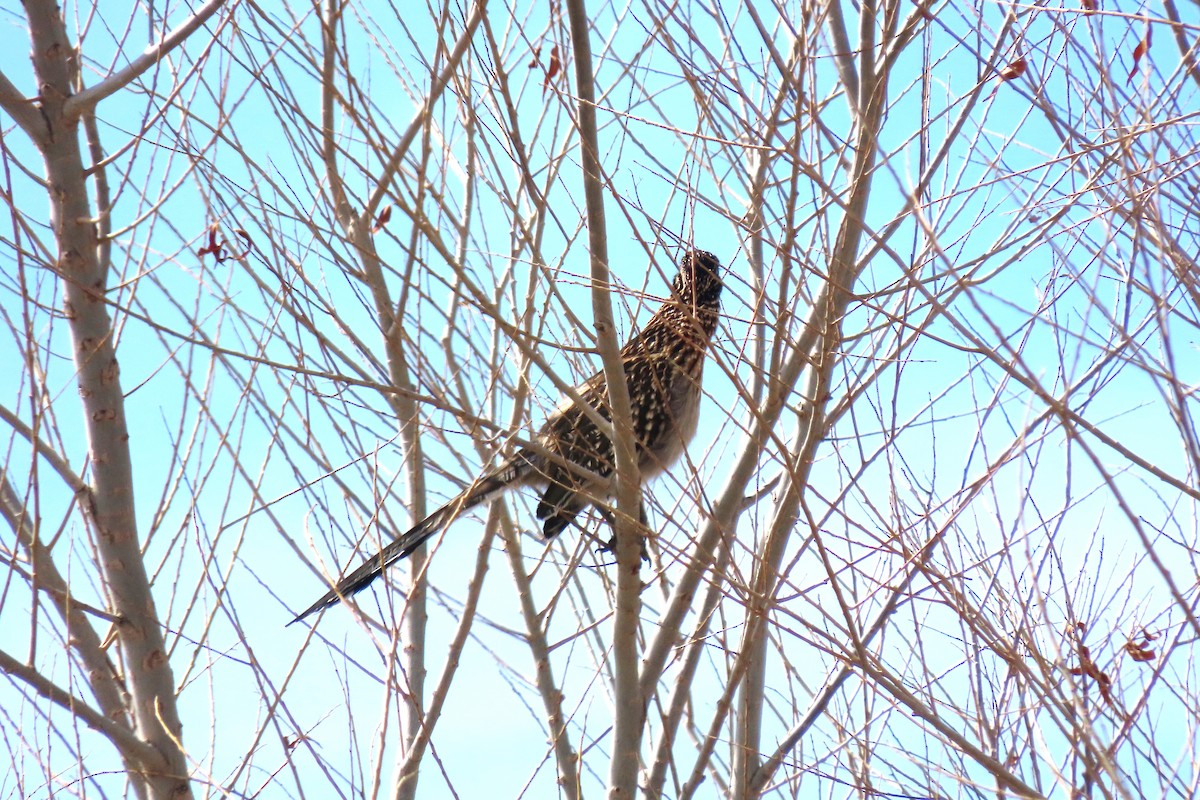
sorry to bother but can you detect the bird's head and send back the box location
[673,249,723,306]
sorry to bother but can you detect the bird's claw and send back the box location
[597,530,650,563]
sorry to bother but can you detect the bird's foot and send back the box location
[596,529,650,563]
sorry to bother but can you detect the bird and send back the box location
[291,249,724,624]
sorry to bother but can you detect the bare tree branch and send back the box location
[64,0,229,118]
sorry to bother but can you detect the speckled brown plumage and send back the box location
[292,249,723,623]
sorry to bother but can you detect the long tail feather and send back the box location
[289,463,523,624]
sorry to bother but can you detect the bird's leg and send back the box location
[596,500,650,563]
[595,505,617,553]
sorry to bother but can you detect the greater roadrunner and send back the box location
[291,249,723,623]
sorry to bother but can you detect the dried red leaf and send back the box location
[372,205,392,233]
[284,733,309,752]
[233,229,252,259]
[1128,24,1153,83]
[198,224,227,263]
[1065,625,1118,708]
[198,224,250,263]
[998,57,1027,81]
[1129,41,1147,73]
[543,45,562,94]
[1096,670,1113,704]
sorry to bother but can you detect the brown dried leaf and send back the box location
[1125,641,1156,663]
[998,57,1027,81]
[1124,628,1158,663]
